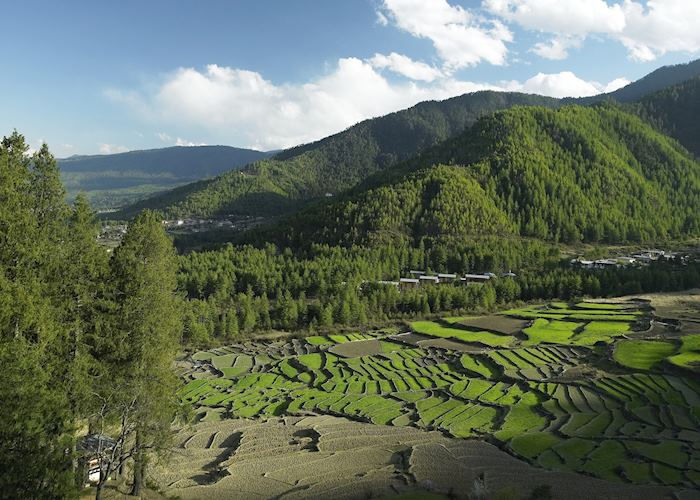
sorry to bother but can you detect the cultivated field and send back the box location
[162,299,700,498]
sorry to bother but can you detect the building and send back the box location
[437,273,457,282]
[501,271,517,278]
[409,270,426,277]
[419,275,440,285]
[399,278,419,290]
[376,280,400,288]
[77,434,117,486]
[594,259,619,269]
[464,273,491,284]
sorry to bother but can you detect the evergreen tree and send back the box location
[92,210,182,498]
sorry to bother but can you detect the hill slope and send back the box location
[113,92,562,219]
[630,77,700,158]
[263,105,700,247]
[59,145,269,209]
[604,58,700,103]
[114,58,700,221]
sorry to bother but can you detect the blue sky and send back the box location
[1,0,699,156]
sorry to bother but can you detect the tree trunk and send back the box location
[95,463,110,500]
[130,431,144,497]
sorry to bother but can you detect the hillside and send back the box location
[111,59,700,220]
[113,92,563,219]
[262,105,700,247]
[603,58,700,103]
[59,145,269,208]
[630,77,700,158]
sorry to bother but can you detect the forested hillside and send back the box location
[113,59,700,221]
[114,92,562,219]
[60,145,269,209]
[630,77,700,157]
[262,105,700,247]
[602,58,700,103]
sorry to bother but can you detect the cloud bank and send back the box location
[107,60,628,150]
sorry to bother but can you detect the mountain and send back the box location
[59,145,270,209]
[114,58,700,221]
[602,59,700,103]
[260,105,700,247]
[113,92,563,219]
[629,76,700,158]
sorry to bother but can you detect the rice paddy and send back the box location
[179,298,700,492]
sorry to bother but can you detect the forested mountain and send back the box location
[113,92,562,219]
[602,58,700,103]
[630,77,700,157]
[260,105,700,247]
[59,145,269,209]
[113,59,700,221]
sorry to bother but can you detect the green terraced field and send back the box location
[179,299,700,490]
[411,320,514,347]
[614,340,677,370]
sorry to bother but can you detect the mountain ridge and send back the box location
[113,58,700,221]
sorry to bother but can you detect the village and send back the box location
[569,249,687,269]
[375,269,518,291]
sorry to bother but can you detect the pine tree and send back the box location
[93,210,182,498]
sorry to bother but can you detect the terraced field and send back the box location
[176,300,700,497]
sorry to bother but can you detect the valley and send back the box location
[165,296,700,498]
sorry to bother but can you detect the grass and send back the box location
[523,319,580,345]
[614,340,677,370]
[667,351,700,371]
[574,320,631,345]
[181,301,699,489]
[411,320,513,347]
[510,432,561,459]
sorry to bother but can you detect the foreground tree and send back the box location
[0,132,76,497]
[91,210,183,498]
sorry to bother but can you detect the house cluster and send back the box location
[161,215,265,234]
[377,269,516,291]
[570,249,684,270]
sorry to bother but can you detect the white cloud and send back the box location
[603,77,631,93]
[98,143,129,154]
[484,0,626,35]
[531,36,583,60]
[108,61,626,150]
[509,71,600,98]
[175,137,207,147]
[618,0,700,61]
[369,52,444,81]
[157,132,172,142]
[376,10,389,26]
[379,0,513,69]
[483,0,700,61]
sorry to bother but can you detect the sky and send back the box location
[2,0,700,157]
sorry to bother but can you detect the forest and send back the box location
[0,132,183,498]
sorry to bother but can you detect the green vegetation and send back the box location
[0,133,183,498]
[261,105,700,248]
[632,76,700,157]
[182,299,700,488]
[523,319,580,344]
[115,92,562,219]
[614,340,677,370]
[411,320,513,347]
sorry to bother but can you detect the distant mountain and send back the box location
[59,145,270,209]
[629,76,700,157]
[113,92,563,219]
[263,105,700,247]
[602,59,700,103]
[115,58,700,221]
